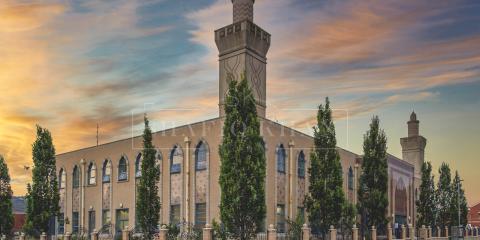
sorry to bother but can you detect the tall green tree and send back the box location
[0,155,14,237]
[436,163,452,228]
[24,126,60,236]
[450,171,468,226]
[219,74,266,240]
[357,116,388,233]
[416,161,436,228]
[136,115,161,238]
[305,98,347,236]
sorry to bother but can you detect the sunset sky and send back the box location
[1,0,479,205]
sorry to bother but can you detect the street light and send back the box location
[457,179,464,237]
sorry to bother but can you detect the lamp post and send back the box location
[457,179,464,237]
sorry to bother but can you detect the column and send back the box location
[40,232,47,240]
[184,136,191,223]
[388,225,393,240]
[371,226,377,240]
[401,225,406,240]
[64,232,72,240]
[409,224,414,240]
[288,140,295,220]
[81,159,86,231]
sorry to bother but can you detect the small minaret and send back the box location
[400,111,427,226]
[215,0,270,118]
[401,111,427,179]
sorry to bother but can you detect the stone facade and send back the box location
[54,1,424,238]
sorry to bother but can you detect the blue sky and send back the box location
[0,0,479,204]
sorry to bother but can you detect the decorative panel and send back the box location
[195,170,207,203]
[72,188,80,211]
[297,178,305,206]
[276,173,286,204]
[102,183,110,209]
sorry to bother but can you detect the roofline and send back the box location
[56,117,220,157]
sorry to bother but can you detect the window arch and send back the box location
[135,153,142,178]
[195,141,207,171]
[170,145,183,174]
[297,151,305,178]
[59,168,66,189]
[72,166,80,188]
[276,144,286,173]
[87,162,96,185]
[348,167,354,190]
[118,156,128,181]
[102,160,111,183]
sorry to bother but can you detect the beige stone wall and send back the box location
[55,116,416,234]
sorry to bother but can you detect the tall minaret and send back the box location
[215,0,271,118]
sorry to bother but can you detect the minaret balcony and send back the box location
[215,20,270,58]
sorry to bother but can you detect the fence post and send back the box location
[436,226,441,237]
[203,223,213,240]
[268,224,277,240]
[302,224,311,240]
[91,229,98,240]
[40,232,47,240]
[445,226,449,238]
[159,224,168,240]
[408,224,415,240]
[401,225,407,240]
[371,226,377,240]
[64,232,72,240]
[352,224,359,240]
[420,225,427,240]
[427,226,432,240]
[388,225,393,240]
[122,226,130,240]
[329,225,337,240]
[19,233,25,240]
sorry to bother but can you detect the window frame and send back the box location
[195,203,207,228]
[103,160,111,183]
[276,145,286,173]
[72,211,79,234]
[195,141,207,171]
[276,204,286,233]
[348,167,354,190]
[170,204,181,224]
[72,166,80,188]
[118,156,128,182]
[170,146,182,174]
[135,153,142,178]
[88,162,97,186]
[297,151,305,178]
[59,168,66,189]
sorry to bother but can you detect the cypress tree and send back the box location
[136,115,161,238]
[305,98,346,236]
[450,171,468,226]
[24,125,60,236]
[0,155,14,237]
[219,74,266,240]
[357,116,388,233]
[416,161,436,228]
[436,163,452,228]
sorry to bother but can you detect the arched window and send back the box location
[72,166,80,188]
[135,153,142,178]
[348,167,354,190]
[170,146,182,174]
[195,141,207,171]
[59,168,66,189]
[118,156,128,181]
[102,160,111,183]
[276,144,286,173]
[88,162,96,185]
[297,151,305,178]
